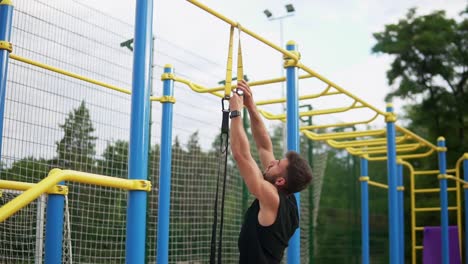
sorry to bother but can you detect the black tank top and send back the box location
[238,191,299,263]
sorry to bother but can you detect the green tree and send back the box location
[56,101,97,171]
[0,157,50,182]
[372,7,468,163]
[99,140,128,177]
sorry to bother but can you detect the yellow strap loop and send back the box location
[237,25,244,82]
[224,25,245,98]
[224,26,235,98]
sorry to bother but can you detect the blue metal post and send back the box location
[397,162,405,264]
[463,156,468,264]
[126,0,153,262]
[156,65,174,263]
[285,40,300,264]
[437,137,449,264]
[385,103,399,264]
[0,0,13,158]
[44,192,65,264]
[360,157,369,264]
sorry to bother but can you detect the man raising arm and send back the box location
[230,80,313,264]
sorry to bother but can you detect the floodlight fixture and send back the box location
[285,4,295,13]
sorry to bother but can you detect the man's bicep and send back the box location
[236,156,264,196]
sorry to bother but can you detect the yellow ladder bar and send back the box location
[414,169,456,175]
[414,187,457,193]
[406,160,464,264]
[414,206,457,212]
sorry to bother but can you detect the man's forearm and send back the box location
[247,106,273,152]
[230,114,251,159]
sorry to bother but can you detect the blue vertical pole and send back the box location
[156,65,174,263]
[437,137,449,264]
[385,103,399,264]
[285,40,300,264]
[397,162,404,264]
[126,0,153,262]
[44,192,65,264]
[463,156,468,264]
[360,157,369,264]
[0,0,13,158]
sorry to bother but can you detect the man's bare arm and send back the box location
[237,81,275,169]
[247,107,275,169]
[230,93,279,211]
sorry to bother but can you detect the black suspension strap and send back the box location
[210,98,230,264]
[210,25,244,264]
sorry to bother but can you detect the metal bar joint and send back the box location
[385,112,397,122]
[131,180,152,192]
[161,73,175,81]
[155,96,176,104]
[0,41,12,52]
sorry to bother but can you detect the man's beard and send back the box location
[263,171,278,185]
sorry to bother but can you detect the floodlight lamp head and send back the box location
[264,9,273,18]
[285,4,295,13]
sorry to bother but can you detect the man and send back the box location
[230,80,313,263]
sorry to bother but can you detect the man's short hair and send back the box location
[283,151,313,194]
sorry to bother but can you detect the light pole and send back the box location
[263,4,295,154]
[263,4,295,48]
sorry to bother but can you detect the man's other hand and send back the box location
[230,92,244,111]
[237,80,255,110]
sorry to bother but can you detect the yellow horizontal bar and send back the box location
[396,126,437,150]
[10,54,131,95]
[415,227,424,231]
[301,102,366,116]
[255,85,341,106]
[187,0,299,62]
[415,246,423,250]
[414,170,443,175]
[414,207,457,212]
[347,143,422,155]
[0,169,151,222]
[353,143,421,152]
[170,75,223,98]
[413,169,456,175]
[207,74,314,94]
[368,180,388,189]
[301,113,380,130]
[303,129,386,141]
[296,62,386,116]
[366,149,435,161]
[414,188,457,193]
[327,136,407,149]
[266,101,366,120]
[400,149,436,159]
[0,180,68,195]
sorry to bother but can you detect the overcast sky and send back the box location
[77,0,466,120]
[11,0,466,157]
[63,0,465,153]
